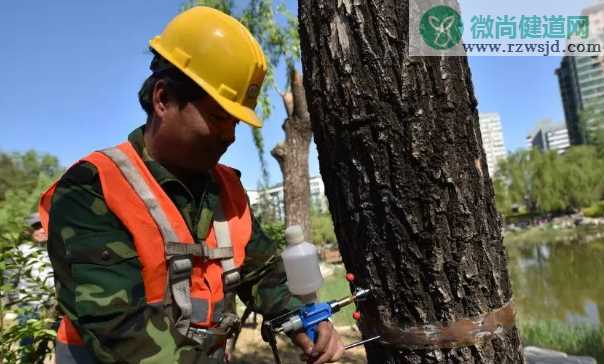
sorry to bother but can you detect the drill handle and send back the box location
[305,325,318,342]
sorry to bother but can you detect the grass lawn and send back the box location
[318,267,357,327]
[520,320,604,362]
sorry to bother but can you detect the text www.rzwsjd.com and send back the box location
[463,40,601,56]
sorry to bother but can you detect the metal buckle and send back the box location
[222,268,241,291]
[189,327,211,336]
[170,256,192,280]
[187,326,214,351]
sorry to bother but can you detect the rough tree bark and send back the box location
[299,1,524,363]
[271,67,313,238]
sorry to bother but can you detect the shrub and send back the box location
[583,201,604,218]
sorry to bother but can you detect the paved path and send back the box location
[524,347,596,364]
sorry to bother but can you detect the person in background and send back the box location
[18,212,53,299]
[27,213,49,244]
[16,212,55,362]
[1,213,49,312]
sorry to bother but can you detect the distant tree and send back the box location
[0,151,61,364]
[494,146,604,216]
[0,154,19,200]
[560,146,604,209]
[310,209,336,246]
[259,219,287,250]
[0,151,61,201]
[532,151,565,213]
[495,150,539,214]
[579,106,604,158]
[492,177,513,216]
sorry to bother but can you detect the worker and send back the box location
[40,7,344,364]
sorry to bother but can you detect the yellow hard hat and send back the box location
[150,7,267,128]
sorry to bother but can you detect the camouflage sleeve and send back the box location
[236,214,302,319]
[48,162,214,364]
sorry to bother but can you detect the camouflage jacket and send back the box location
[47,126,301,363]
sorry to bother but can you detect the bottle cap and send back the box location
[285,225,305,245]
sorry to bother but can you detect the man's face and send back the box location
[32,227,48,244]
[156,88,239,173]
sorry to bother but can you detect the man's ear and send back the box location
[152,80,170,118]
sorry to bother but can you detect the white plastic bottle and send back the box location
[281,225,324,302]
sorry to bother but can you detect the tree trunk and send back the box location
[298,1,524,363]
[271,67,313,239]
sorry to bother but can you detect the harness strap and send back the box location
[188,311,241,355]
[99,145,241,347]
[100,147,181,243]
[165,241,233,260]
[167,255,194,335]
[213,202,240,290]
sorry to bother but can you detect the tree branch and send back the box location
[291,68,310,121]
[271,143,287,166]
[282,91,294,119]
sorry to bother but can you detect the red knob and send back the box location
[346,273,355,282]
[353,311,361,321]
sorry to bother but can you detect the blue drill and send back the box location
[261,283,376,364]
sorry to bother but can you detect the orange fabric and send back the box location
[206,165,252,268]
[57,317,84,346]
[201,166,253,305]
[84,143,193,305]
[38,182,57,233]
[40,141,252,346]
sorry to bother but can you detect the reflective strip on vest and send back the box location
[213,202,239,288]
[191,298,210,323]
[212,299,225,323]
[101,147,181,243]
[100,147,195,338]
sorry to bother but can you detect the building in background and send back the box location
[584,0,604,34]
[478,113,507,175]
[546,128,572,153]
[556,57,584,145]
[247,175,329,221]
[526,119,571,154]
[246,187,284,221]
[526,128,547,151]
[556,0,604,145]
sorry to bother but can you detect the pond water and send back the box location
[507,239,604,327]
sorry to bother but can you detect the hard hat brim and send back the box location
[209,89,263,129]
[150,40,263,128]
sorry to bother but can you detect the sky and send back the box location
[0,0,596,190]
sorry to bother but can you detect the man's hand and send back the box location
[291,321,345,364]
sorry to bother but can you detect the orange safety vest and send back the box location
[39,142,252,361]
